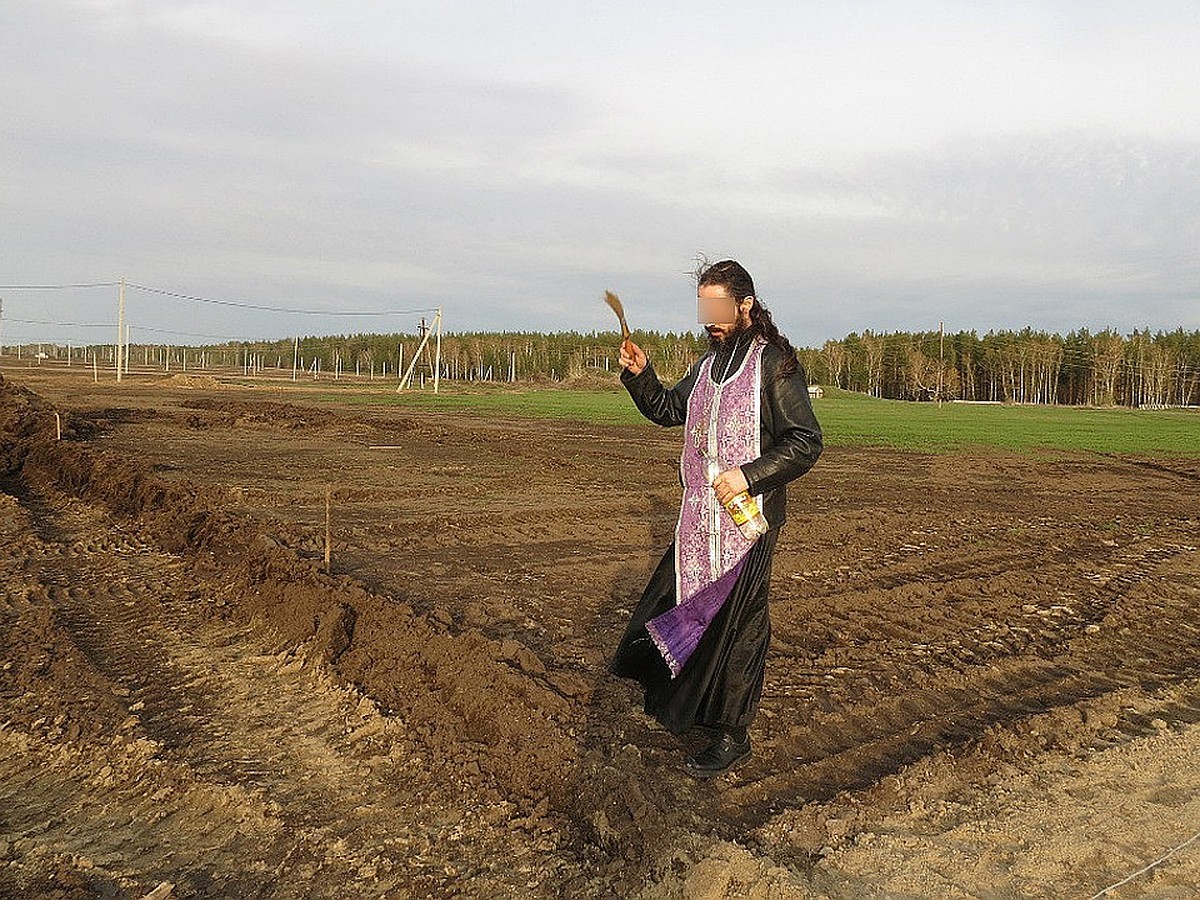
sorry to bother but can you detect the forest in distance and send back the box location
[6,325,1200,409]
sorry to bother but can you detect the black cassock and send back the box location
[610,338,822,734]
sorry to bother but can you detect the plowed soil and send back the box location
[2,367,1199,899]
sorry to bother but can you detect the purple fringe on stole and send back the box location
[646,554,749,678]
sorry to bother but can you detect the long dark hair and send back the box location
[695,258,799,378]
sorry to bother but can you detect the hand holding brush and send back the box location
[605,290,646,375]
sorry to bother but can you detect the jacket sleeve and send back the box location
[620,358,701,427]
[741,356,823,495]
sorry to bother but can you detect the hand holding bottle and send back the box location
[702,455,769,540]
[710,467,749,506]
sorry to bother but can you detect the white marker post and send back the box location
[116,278,126,382]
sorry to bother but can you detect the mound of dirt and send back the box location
[0,375,644,855]
[0,375,56,476]
[178,396,336,429]
[159,373,223,389]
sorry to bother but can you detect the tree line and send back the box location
[802,327,1200,407]
[13,326,1198,407]
[255,326,1199,407]
[206,330,710,385]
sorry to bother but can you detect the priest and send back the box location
[610,259,823,777]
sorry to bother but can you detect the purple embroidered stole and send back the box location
[645,338,765,677]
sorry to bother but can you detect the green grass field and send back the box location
[813,389,1200,455]
[301,383,1200,456]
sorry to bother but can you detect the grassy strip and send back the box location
[815,389,1200,455]
[296,382,1200,456]
[300,382,640,424]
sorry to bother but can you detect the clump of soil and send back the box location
[160,373,222,389]
[178,396,336,429]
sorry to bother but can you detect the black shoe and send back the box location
[684,731,751,778]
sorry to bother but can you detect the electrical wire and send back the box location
[125,282,439,317]
[5,317,114,329]
[130,323,277,343]
[0,282,118,290]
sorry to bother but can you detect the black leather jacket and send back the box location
[621,341,822,528]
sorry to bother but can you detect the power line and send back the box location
[1,279,439,317]
[0,282,118,290]
[2,317,449,346]
[129,323,271,343]
[6,316,114,329]
[126,282,439,317]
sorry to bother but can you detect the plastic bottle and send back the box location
[703,455,769,541]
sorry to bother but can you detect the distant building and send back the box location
[808,385,824,399]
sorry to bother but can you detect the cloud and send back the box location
[2,2,1198,349]
[739,133,1200,339]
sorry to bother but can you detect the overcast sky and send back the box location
[2,1,1198,348]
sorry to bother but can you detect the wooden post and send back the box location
[324,487,332,572]
[938,321,945,408]
[292,336,299,381]
[434,307,443,394]
[93,352,99,383]
[55,412,61,440]
[116,278,125,382]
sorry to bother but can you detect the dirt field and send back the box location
[2,366,1199,899]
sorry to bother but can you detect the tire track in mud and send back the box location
[714,530,1200,832]
[19,489,273,788]
[721,661,1111,828]
[1,484,550,898]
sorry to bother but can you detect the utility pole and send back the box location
[292,335,299,381]
[397,309,444,393]
[116,277,126,382]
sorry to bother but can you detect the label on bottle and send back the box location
[725,493,755,526]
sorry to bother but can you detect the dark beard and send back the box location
[706,322,752,351]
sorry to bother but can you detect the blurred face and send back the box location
[699,283,753,343]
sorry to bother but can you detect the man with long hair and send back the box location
[611,259,822,777]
